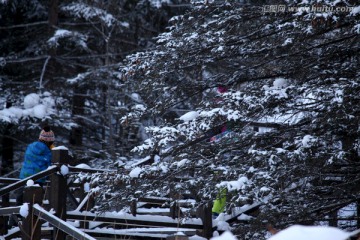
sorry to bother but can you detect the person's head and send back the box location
[39,126,55,148]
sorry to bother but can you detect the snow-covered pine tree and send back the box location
[0,0,189,164]
[94,0,360,238]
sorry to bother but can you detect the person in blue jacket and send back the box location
[10,126,55,227]
[19,126,55,182]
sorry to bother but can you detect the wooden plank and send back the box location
[83,229,168,239]
[225,202,262,223]
[66,212,203,230]
[85,227,196,235]
[136,208,170,216]
[3,227,53,240]
[2,227,21,240]
[66,187,80,207]
[68,166,116,174]
[96,227,196,235]
[131,158,154,167]
[74,192,94,212]
[33,205,96,240]
[0,206,20,215]
[138,197,171,205]
[0,166,58,197]
[0,178,20,184]
[82,226,196,239]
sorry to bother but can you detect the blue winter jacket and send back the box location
[19,141,52,182]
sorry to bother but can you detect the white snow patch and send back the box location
[282,38,293,46]
[350,6,360,15]
[52,146,69,150]
[177,159,189,168]
[258,127,273,134]
[131,93,142,102]
[60,165,69,176]
[67,72,90,84]
[129,167,142,178]
[238,213,253,221]
[47,29,72,46]
[302,135,315,148]
[268,225,350,240]
[24,93,40,109]
[26,180,34,186]
[273,78,288,88]
[6,107,23,119]
[33,104,47,119]
[179,111,199,122]
[189,235,207,240]
[210,231,237,240]
[19,203,29,217]
[263,78,289,99]
[75,163,91,169]
[215,213,230,231]
[354,24,360,34]
[154,155,161,163]
[134,104,146,111]
[217,176,249,192]
[260,186,270,192]
[84,182,90,192]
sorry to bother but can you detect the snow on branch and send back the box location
[47,29,88,49]
[61,3,128,28]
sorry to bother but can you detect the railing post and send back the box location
[0,193,10,234]
[130,199,137,216]
[329,210,338,227]
[170,201,179,219]
[196,202,213,239]
[50,148,68,240]
[22,186,43,240]
[52,148,70,165]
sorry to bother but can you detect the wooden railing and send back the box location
[0,148,261,240]
[0,149,109,239]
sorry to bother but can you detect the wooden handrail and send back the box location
[0,178,20,184]
[67,166,116,174]
[33,204,96,240]
[225,202,262,223]
[0,166,58,197]
[0,206,20,215]
[66,211,203,230]
[138,196,171,204]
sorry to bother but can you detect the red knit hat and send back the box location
[39,126,55,142]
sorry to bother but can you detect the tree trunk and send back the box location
[48,0,58,57]
[48,0,58,28]
[1,129,14,175]
[70,87,85,146]
[1,101,14,175]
